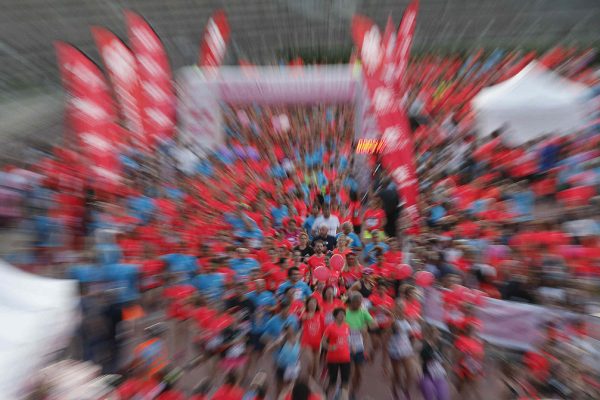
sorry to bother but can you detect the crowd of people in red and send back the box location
[3,47,599,400]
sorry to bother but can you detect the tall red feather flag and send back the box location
[351,9,421,233]
[91,27,145,149]
[54,42,121,189]
[125,10,176,146]
[394,0,419,94]
[198,10,230,72]
[382,15,396,60]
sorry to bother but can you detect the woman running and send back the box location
[320,286,345,326]
[420,325,450,400]
[345,292,376,399]
[322,308,352,400]
[387,300,416,400]
[368,279,395,360]
[267,323,302,397]
[454,324,484,399]
[300,296,326,378]
[333,234,351,256]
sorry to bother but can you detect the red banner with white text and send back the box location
[125,11,176,146]
[55,42,121,188]
[393,0,419,94]
[352,7,420,229]
[198,10,230,75]
[91,27,146,149]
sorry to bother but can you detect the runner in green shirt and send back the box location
[345,292,378,399]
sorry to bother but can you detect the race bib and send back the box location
[410,320,421,335]
[375,313,389,325]
[463,355,482,375]
[293,289,303,301]
[206,336,223,351]
[325,313,334,325]
[428,360,446,379]
[308,321,320,336]
[227,343,245,358]
[349,330,364,352]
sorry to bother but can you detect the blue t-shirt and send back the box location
[225,213,263,239]
[364,242,390,264]
[264,314,300,338]
[316,171,328,188]
[103,263,139,303]
[192,273,224,300]
[430,205,446,223]
[229,258,259,279]
[276,341,301,368]
[271,205,289,227]
[251,311,271,334]
[338,232,362,248]
[511,190,534,221]
[276,281,312,299]
[247,290,277,310]
[303,215,317,238]
[271,165,287,179]
[128,195,156,224]
[539,144,558,172]
[196,160,214,177]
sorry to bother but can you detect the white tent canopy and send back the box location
[0,260,80,399]
[473,61,592,146]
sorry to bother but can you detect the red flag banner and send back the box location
[91,27,145,148]
[198,10,230,72]
[352,4,420,230]
[125,10,176,146]
[393,0,419,94]
[54,42,121,187]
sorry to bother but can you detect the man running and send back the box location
[345,292,377,399]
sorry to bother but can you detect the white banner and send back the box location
[177,70,223,155]
[423,288,600,351]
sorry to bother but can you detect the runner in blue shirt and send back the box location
[276,267,312,300]
[229,248,259,280]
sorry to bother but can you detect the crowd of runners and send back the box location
[1,49,599,399]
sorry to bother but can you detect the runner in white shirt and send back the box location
[387,300,416,400]
[311,203,340,236]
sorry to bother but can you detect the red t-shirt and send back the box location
[211,384,245,400]
[307,254,326,271]
[348,200,362,226]
[321,299,345,325]
[383,250,403,265]
[363,208,385,230]
[341,267,362,286]
[369,293,394,327]
[324,322,351,363]
[265,268,287,291]
[301,312,326,348]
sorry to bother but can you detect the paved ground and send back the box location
[121,318,505,399]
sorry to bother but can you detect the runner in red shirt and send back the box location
[300,297,326,378]
[363,198,386,232]
[341,252,363,288]
[321,286,345,325]
[368,280,395,358]
[306,241,327,278]
[322,308,351,400]
[454,324,484,399]
[348,192,363,234]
